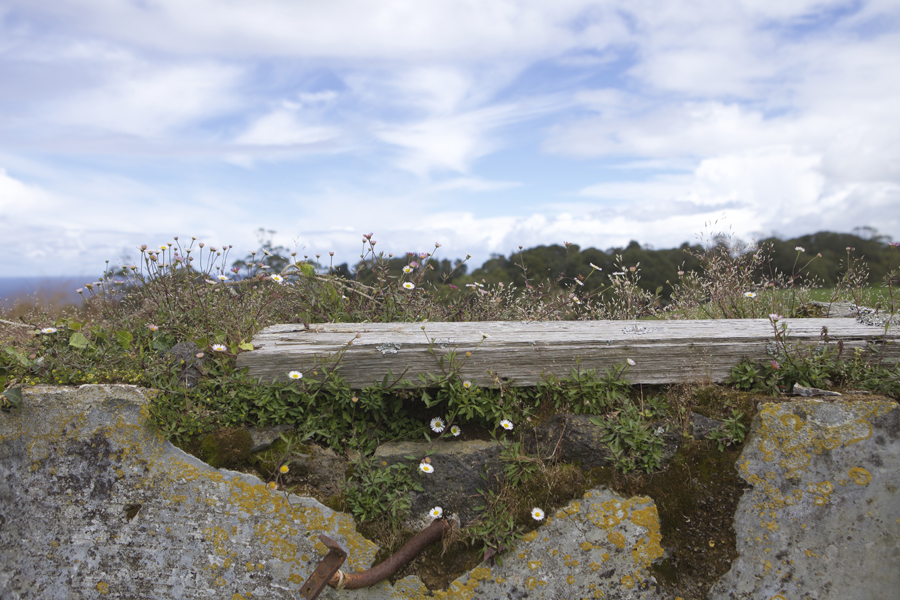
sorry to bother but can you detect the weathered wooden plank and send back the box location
[236,319,899,388]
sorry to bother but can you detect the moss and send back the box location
[199,427,253,470]
[692,386,758,423]
[171,433,205,461]
[322,493,345,513]
[247,434,313,477]
[248,437,289,474]
[592,438,750,600]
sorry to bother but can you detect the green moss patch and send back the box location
[199,427,253,469]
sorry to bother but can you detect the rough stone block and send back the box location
[709,399,900,599]
[423,487,668,599]
[0,385,387,599]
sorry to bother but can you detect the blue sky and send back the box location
[1,0,898,277]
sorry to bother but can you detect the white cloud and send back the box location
[0,168,63,223]
[5,0,608,60]
[429,177,522,193]
[50,62,243,138]
[235,109,338,146]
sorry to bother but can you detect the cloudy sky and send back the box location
[1,0,898,277]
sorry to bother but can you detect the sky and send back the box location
[1,0,899,278]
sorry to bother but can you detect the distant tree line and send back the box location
[233,228,898,299]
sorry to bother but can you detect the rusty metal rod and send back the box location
[327,518,450,590]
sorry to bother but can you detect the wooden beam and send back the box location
[236,318,899,388]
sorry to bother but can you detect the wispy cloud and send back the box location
[0,0,898,276]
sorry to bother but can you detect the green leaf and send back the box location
[0,386,23,410]
[4,346,31,367]
[67,321,82,331]
[239,342,254,351]
[116,330,134,350]
[69,332,90,349]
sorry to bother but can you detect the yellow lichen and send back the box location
[848,467,871,485]
[806,481,834,506]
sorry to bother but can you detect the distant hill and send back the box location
[328,230,897,299]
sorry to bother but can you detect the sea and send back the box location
[0,276,93,309]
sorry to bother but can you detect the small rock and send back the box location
[690,412,726,439]
[163,341,205,388]
[524,413,615,470]
[797,301,863,318]
[247,424,294,453]
[374,439,503,527]
[792,384,842,397]
[445,487,668,599]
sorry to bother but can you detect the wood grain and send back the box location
[235,319,899,388]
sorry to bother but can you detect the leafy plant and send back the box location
[537,363,632,414]
[726,361,766,391]
[592,400,666,473]
[341,454,423,533]
[707,410,749,451]
[467,470,522,566]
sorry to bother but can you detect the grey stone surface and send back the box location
[0,385,396,600]
[800,301,864,318]
[247,424,294,453]
[690,411,726,439]
[437,487,668,600]
[374,439,503,527]
[525,413,615,470]
[792,384,841,397]
[709,398,900,600]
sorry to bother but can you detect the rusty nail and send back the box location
[299,535,348,600]
[329,518,450,590]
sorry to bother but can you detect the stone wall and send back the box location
[2,385,898,599]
